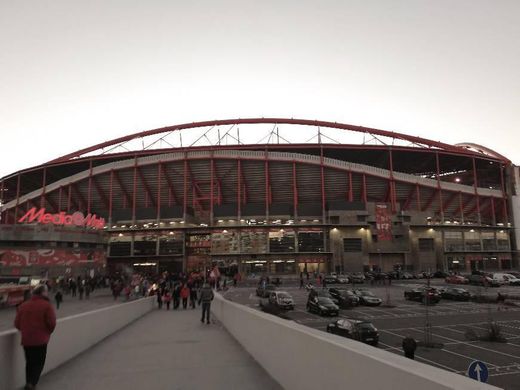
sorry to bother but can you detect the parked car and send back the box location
[440,287,471,301]
[503,274,520,286]
[307,296,339,316]
[336,275,350,284]
[326,319,379,346]
[348,272,366,283]
[308,288,339,305]
[256,284,277,297]
[445,275,468,284]
[490,273,516,286]
[328,288,360,308]
[467,274,500,287]
[401,272,415,280]
[433,270,449,278]
[267,291,295,310]
[324,275,340,284]
[352,289,382,306]
[404,286,441,304]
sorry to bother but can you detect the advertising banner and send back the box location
[375,203,392,241]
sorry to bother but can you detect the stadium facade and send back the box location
[0,118,518,277]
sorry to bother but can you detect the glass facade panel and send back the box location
[298,231,324,252]
[159,233,184,255]
[444,231,464,251]
[269,230,295,253]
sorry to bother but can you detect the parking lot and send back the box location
[224,280,520,389]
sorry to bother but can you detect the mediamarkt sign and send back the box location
[18,207,106,230]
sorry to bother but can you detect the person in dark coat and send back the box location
[54,291,63,310]
[402,336,417,359]
[198,283,214,324]
[157,290,163,309]
[15,284,56,390]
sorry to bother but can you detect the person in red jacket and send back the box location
[15,284,56,390]
[180,284,190,309]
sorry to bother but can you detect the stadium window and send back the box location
[330,216,340,224]
[357,215,366,222]
[418,238,434,252]
[343,238,362,252]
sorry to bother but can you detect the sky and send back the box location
[0,0,519,178]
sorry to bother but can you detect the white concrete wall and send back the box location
[0,297,154,390]
[211,294,501,390]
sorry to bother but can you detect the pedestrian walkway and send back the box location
[37,306,282,390]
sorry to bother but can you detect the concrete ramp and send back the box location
[37,308,282,390]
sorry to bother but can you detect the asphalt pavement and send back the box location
[224,278,520,390]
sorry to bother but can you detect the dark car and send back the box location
[433,270,449,278]
[467,274,499,287]
[326,319,379,346]
[323,275,340,284]
[328,288,360,308]
[308,288,339,305]
[307,296,339,316]
[348,273,366,284]
[256,284,277,297]
[441,287,471,301]
[404,286,441,304]
[352,289,382,306]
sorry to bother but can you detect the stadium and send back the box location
[0,118,518,277]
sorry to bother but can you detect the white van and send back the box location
[491,273,512,285]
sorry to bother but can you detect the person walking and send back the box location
[156,289,163,309]
[14,284,56,390]
[180,284,190,309]
[162,289,172,310]
[300,275,304,289]
[402,336,417,360]
[54,290,63,310]
[198,283,214,324]
[189,284,197,309]
[78,282,84,300]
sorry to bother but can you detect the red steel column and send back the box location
[472,158,481,224]
[58,186,62,211]
[292,161,298,218]
[183,156,188,219]
[0,180,4,224]
[157,163,162,221]
[67,184,72,212]
[490,197,496,226]
[416,184,421,211]
[436,152,444,222]
[87,160,93,214]
[264,149,269,221]
[459,192,465,223]
[109,170,114,224]
[14,174,21,221]
[320,147,326,222]
[348,171,353,202]
[362,174,368,204]
[500,164,508,224]
[210,156,214,223]
[237,159,241,220]
[389,149,396,212]
[40,168,47,209]
[132,158,137,224]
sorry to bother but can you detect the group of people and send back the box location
[156,282,198,310]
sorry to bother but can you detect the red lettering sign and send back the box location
[18,208,105,230]
[375,203,392,241]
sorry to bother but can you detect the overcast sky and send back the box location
[1,0,519,178]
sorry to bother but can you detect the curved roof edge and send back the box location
[455,142,511,163]
[47,118,508,164]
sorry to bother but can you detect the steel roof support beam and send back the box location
[441,191,459,216]
[112,170,133,210]
[70,182,87,211]
[136,165,156,208]
[161,163,180,206]
[421,189,437,213]
[401,186,416,211]
[92,175,110,211]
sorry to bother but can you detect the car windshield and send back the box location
[358,323,376,330]
[265,285,276,290]
[278,293,291,299]
[360,291,374,297]
[340,291,354,297]
[318,297,334,304]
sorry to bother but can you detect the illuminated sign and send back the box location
[18,207,105,230]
